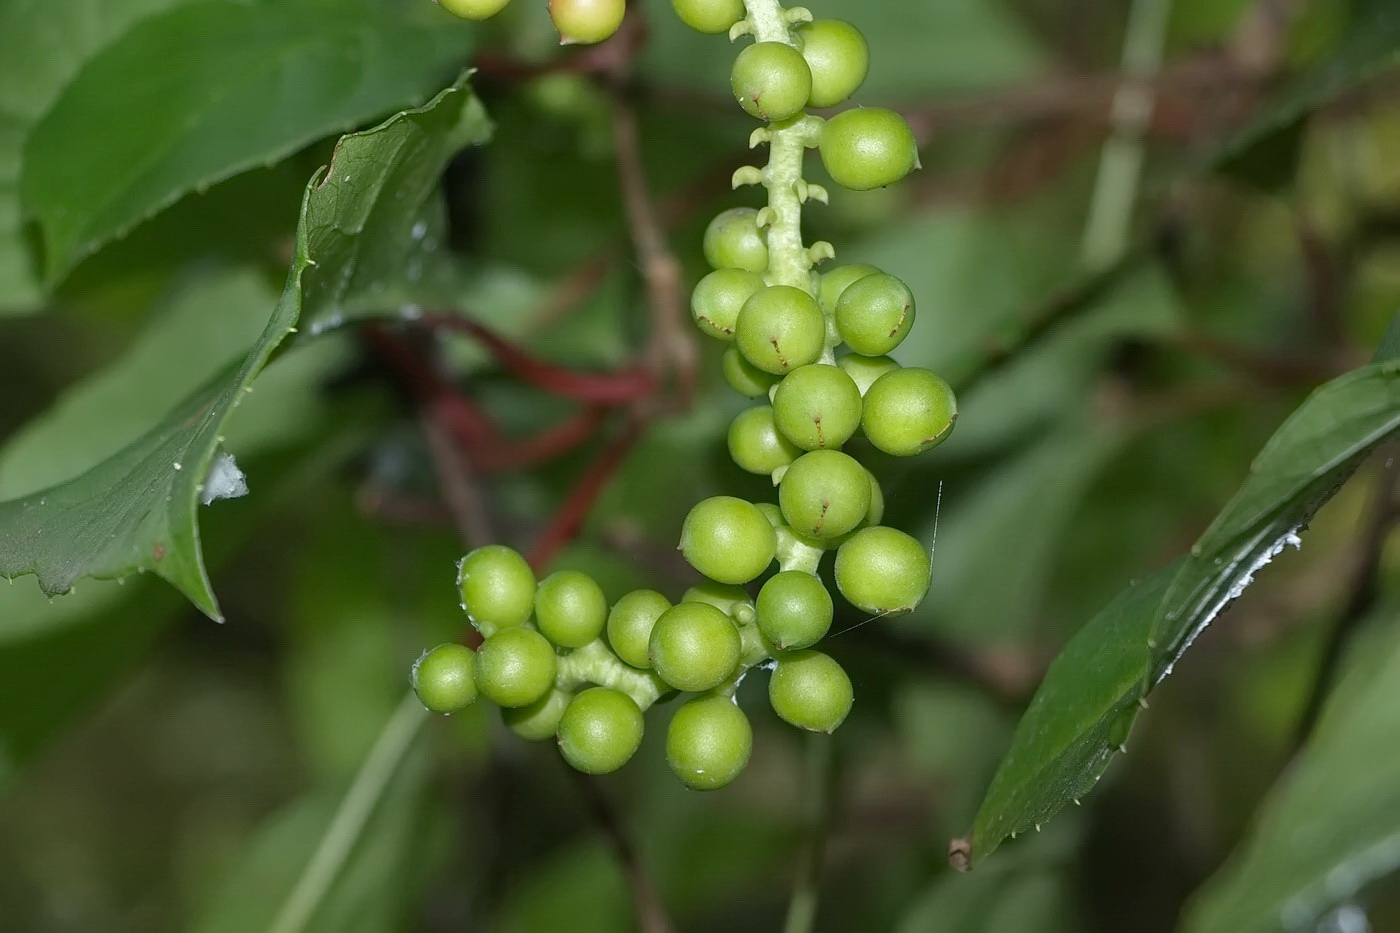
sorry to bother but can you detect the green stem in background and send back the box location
[269,692,426,933]
[1080,0,1173,271]
[783,733,838,933]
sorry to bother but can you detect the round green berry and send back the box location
[778,449,871,540]
[534,569,607,649]
[818,263,880,313]
[756,502,786,528]
[837,353,900,395]
[502,688,570,741]
[864,468,885,526]
[835,273,915,356]
[671,0,744,34]
[735,285,826,375]
[756,571,833,650]
[649,602,742,692]
[681,580,752,617]
[412,643,478,713]
[606,589,671,669]
[861,367,957,456]
[728,406,801,476]
[475,627,557,708]
[667,696,753,790]
[731,41,812,122]
[723,345,780,397]
[548,0,625,45]
[834,525,931,615]
[769,650,853,733]
[796,20,869,108]
[558,687,644,774]
[692,268,765,340]
[703,207,769,273]
[771,363,862,451]
[819,108,920,191]
[438,0,511,20]
[457,545,536,635]
[680,496,776,584]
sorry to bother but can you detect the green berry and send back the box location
[796,20,869,108]
[502,688,570,740]
[558,687,644,774]
[723,345,780,397]
[771,363,862,451]
[680,496,776,584]
[864,468,885,526]
[835,272,915,356]
[412,643,478,713]
[534,569,607,649]
[457,545,536,635]
[649,602,742,692]
[607,589,671,669]
[728,406,801,476]
[769,650,853,733]
[438,0,511,20]
[778,449,871,540]
[819,108,919,191]
[818,263,880,313]
[861,367,957,456]
[672,0,744,34]
[681,580,753,617]
[756,571,833,649]
[837,353,900,395]
[475,627,557,708]
[756,502,786,528]
[704,207,769,273]
[667,696,753,790]
[735,285,825,375]
[548,0,625,45]
[692,268,765,340]
[731,41,812,122]
[834,525,931,615]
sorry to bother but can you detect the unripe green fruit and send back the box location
[834,525,931,615]
[548,0,625,45]
[778,449,871,539]
[731,42,812,122]
[796,20,869,108]
[438,0,511,21]
[756,502,786,528]
[864,468,885,526]
[650,602,743,692]
[607,589,671,669]
[769,649,854,732]
[502,688,570,740]
[475,627,557,708]
[728,405,801,476]
[819,108,920,191]
[558,688,644,774]
[723,345,780,397]
[837,353,900,395]
[412,643,478,713]
[534,569,607,649]
[671,0,744,34]
[818,263,880,313]
[681,580,752,617]
[835,272,915,356]
[735,285,825,375]
[771,363,862,450]
[457,545,536,634]
[861,367,957,456]
[666,696,753,790]
[756,571,833,649]
[692,268,765,340]
[704,207,769,273]
[680,496,776,584]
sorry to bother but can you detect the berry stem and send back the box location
[556,639,670,709]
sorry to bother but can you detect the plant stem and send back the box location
[783,733,837,933]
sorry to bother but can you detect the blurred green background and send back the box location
[0,0,1397,930]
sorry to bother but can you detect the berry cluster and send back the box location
[413,0,956,790]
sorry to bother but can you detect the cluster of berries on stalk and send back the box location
[414,0,957,790]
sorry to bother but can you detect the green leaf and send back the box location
[21,0,473,284]
[0,78,491,620]
[965,318,1400,864]
[0,0,199,311]
[1184,608,1400,933]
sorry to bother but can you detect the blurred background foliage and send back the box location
[0,0,1397,930]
